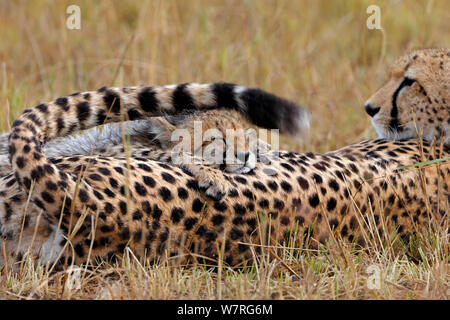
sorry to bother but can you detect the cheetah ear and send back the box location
[149,117,177,149]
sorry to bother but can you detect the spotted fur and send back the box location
[1,136,448,267]
[0,73,448,268]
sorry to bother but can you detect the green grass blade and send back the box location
[398,157,450,169]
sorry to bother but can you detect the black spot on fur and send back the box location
[97,110,107,125]
[16,156,26,169]
[127,109,141,120]
[152,204,162,220]
[120,227,130,240]
[55,98,68,109]
[186,179,200,191]
[233,203,246,215]
[297,176,309,190]
[212,83,239,109]
[104,202,114,214]
[234,176,247,185]
[133,210,143,221]
[326,198,337,211]
[274,199,285,210]
[89,173,103,181]
[280,216,290,226]
[141,201,151,215]
[45,181,58,191]
[100,224,114,233]
[308,194,320,208]
[267,180,278,191]
[98,167,111,176]
[184,217,198,230]
[74,243,85,258]
[253,181,267,192]
[159,187,173,201]
[280,181,292,192]
[103,89,121,114]
[78,189,89,203]
[328,179,339,191]
[214,201,228,212]
[119,201,128,215]
[212,214,225,226]
[138,163,152,172]
[23,177,32,189]
[312,173,323,184]
[161,172,175,183]
[192,198,204,212]
[76,102,91,122]
[230,228,244,240]
[173,83,196,111]
[143,176,156,188]
[242,189,254,199]
[135,182,147,196]
[104,188,115,198]
[171,208,185,223]
[138,87,158,112]
[177,187,188,199]
[36,103,48,113]
[258,199,269,209]
[281,163,295,172]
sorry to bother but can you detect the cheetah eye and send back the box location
[398,77,416,92]
[393,77,416,105]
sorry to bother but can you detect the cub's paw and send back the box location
[194,166,235,200]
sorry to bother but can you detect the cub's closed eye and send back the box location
[208,137,226,145]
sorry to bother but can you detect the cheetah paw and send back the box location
[195,169,235,200]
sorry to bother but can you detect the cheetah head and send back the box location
[365,48,449,145]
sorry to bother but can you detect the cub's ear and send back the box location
[149,117,177,149]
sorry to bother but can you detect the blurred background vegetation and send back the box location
[0,0,448,152]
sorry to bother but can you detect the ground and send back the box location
[0,0,448,300]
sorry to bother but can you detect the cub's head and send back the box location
[152,109,270,173]
[365,48,449,145]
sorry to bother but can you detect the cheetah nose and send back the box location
[364,103,381,117]
[237,151,250,163]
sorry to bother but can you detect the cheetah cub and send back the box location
[38,109,281,198]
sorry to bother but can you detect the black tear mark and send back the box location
[390,77,416,132]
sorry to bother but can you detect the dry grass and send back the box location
[0,0,449,300]
[0,215,448,300]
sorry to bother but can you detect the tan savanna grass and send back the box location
[0,0,448,299]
